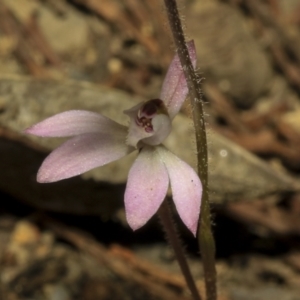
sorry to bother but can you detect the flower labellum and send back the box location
[25,41,202,236]
[125,98,171,148]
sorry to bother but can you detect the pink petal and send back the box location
[37,131,132,183]
[125,146,169,231]
[157,146,202,236]
[160,40,197,119]
[25,110,126,137]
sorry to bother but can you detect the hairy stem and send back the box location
[158,200,201,300]
[163,0,217,299]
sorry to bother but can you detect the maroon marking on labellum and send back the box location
[136,99,164,132]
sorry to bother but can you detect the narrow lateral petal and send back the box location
[25,110,127,137]
[160,41,197,119]
[125,146,169,231]
[37,131,132,182]
[157,146,202,236]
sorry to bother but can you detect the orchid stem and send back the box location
[158,200,201,300]
[163,1,217,300]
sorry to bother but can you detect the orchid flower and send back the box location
[25,41,202,236]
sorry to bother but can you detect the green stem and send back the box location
[163,1,217,299]
[158,200,201,300]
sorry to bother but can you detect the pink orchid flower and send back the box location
[25,41,202,236]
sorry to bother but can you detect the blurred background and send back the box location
[0,0,300,299]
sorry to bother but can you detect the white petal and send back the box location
[25,110,127,137]
[37,131,132,182]
[125,146,169,231]
[157,145,202,236]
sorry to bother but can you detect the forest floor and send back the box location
[0,0,300,299]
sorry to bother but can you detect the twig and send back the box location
[0,1,45,76]
[0,0,61,76]
[270,44,300,88]
[244,0,300,65]
[45,218,191,300]
[110,244,189,289]
[26,14,62,68]
[204,83,248,132]
[226,201,300,235]
[73,0,159,54]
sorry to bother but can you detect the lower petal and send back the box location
[37,132,132,182]
[125,146,169,231]
[157,146,202,236]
